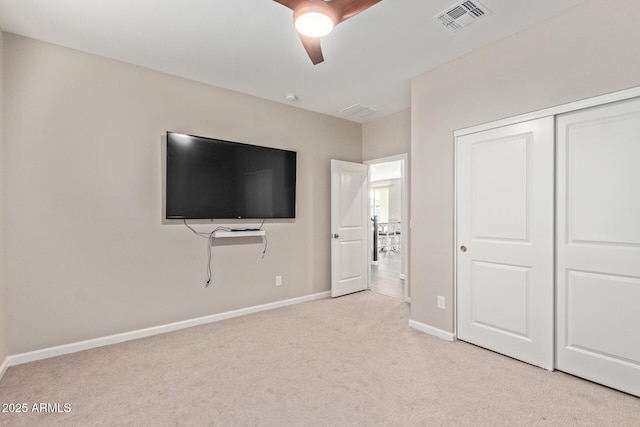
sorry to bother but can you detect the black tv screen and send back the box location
[165,132,297,219]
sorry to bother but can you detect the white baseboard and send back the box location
[0,356,8,379]
[408,319,456,342]
[8,291,331,367]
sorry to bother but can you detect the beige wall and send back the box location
[410,0,640,332]
[0,28,8,365]
[362,108,410,162]
[4,34,362,354]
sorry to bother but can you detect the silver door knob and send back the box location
[460,245,467,252]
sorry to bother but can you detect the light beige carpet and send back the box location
[0,291,638,426]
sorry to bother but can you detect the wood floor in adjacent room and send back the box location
[370,249,404,300]
[0,292,638,426]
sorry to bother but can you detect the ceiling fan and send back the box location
[274,0,382,65]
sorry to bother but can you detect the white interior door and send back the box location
[556,98,640,397]
[457,117,554,370]
[331,160,369,297]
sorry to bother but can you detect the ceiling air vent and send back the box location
[434,0,490,32]
[341,103,379,118]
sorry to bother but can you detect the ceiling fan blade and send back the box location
[334,0,381,24]
[272,0,307,11]
[276,0,381,64]
[298,34,324,65]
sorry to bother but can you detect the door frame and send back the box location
[365,154,410,302]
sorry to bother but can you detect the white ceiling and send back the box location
[0,0,585,123]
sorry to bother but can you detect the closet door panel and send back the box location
[557,97,640,397]
[457,117,554,370]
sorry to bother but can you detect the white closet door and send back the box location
[556,98,640,397]
[457,117,554,370]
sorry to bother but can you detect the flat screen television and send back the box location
[165,132,297,219]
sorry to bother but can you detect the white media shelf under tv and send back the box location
[213,230,266,238]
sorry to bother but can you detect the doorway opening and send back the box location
[366,155,409,301]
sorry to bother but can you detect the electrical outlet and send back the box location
[275,275,283,286]
[437,296,445,310]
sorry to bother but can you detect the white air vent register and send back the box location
[434,0,490,32]
[341,103,379,118]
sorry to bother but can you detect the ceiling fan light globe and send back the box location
[295,11,334,37]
